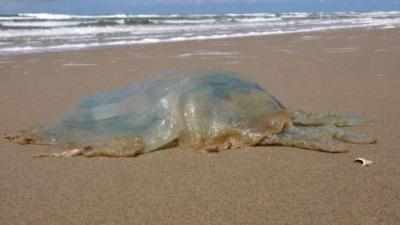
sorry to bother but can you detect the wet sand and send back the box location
[1,28,400,225]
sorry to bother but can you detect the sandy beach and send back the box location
[1,27,399,225]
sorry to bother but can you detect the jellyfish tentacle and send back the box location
[260,125,348,153]
[290,110,374,127]
[331,128,377,144]
[260,124,376,153]
[260,125,347,153]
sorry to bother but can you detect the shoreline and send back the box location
[1,27,400,225]
[2,10,400,57]
[0,25,400,57]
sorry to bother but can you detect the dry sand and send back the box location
[1,28,400,225]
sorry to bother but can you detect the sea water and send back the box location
[0,11,399,55]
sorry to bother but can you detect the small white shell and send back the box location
[354,158,373,166]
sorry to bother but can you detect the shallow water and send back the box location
[1,11,400,55]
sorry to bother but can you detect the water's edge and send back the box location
[1,12,399,55]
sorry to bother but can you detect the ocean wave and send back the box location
[236,17,282,23]
[0,21,82,28]
[0,11,399,55]
[18,13,134,20]
[0,23,217,38]
[16,13,187,20]
[0,11,393,20]
[154,18,217,24]
[0,23,395,55]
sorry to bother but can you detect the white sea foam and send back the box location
[225,13,276,17]
[15,13,183,20]
[0,16,30,20]
[0,26,134,38]
[178,50,239,57]
[1,21,81,27]
[236,17,282,23]
[156,19,217,24]
[1,22,219,38]
[280,12,310,19]
[18,13,129,19]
